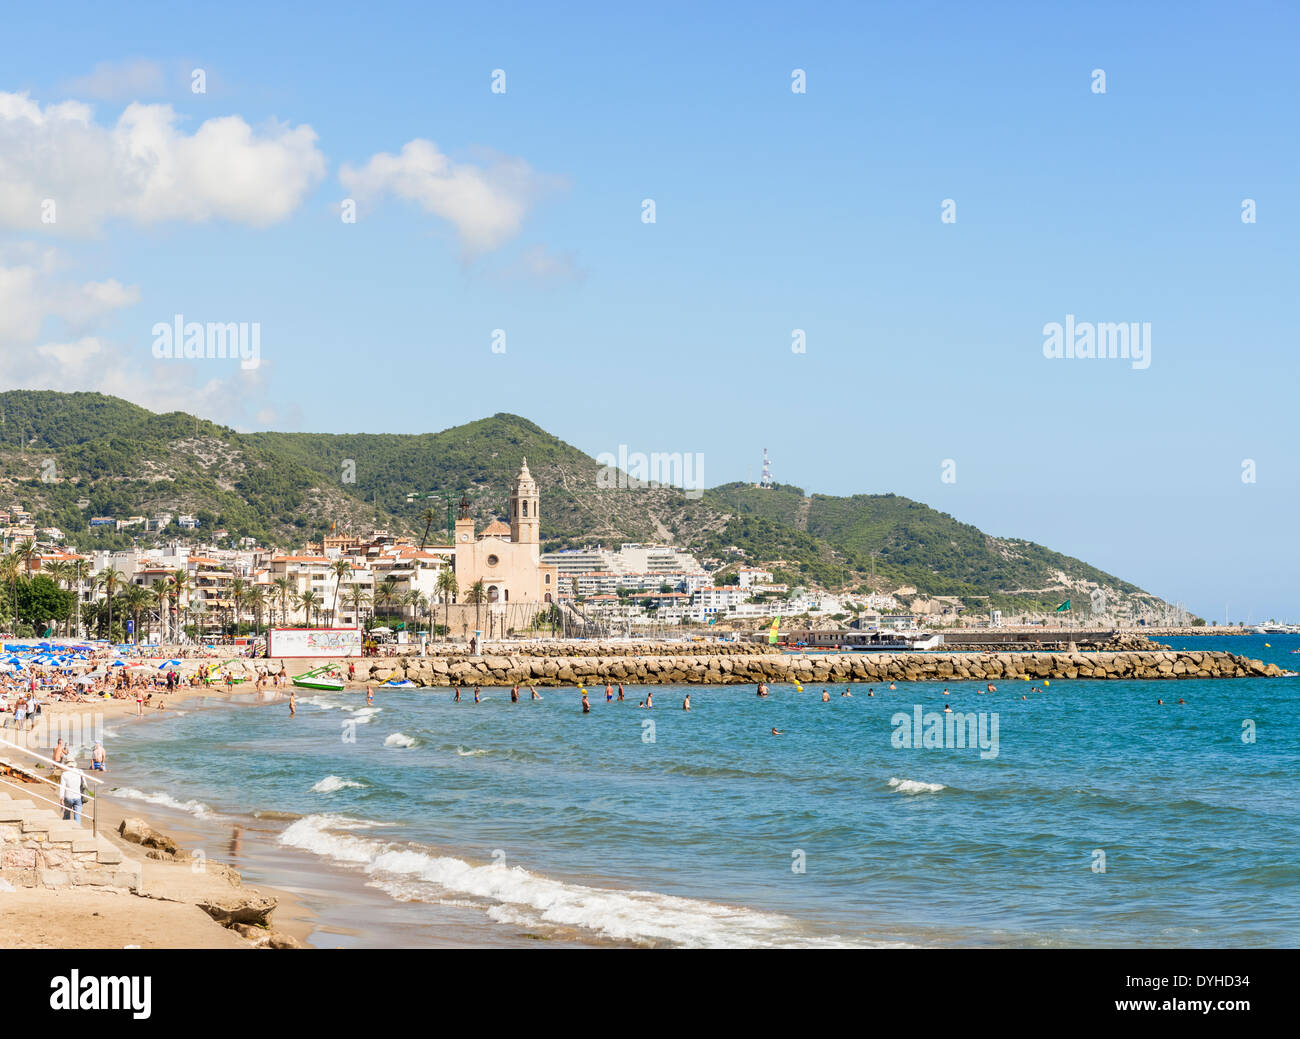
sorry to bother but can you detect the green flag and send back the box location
[1055,600,1071,612]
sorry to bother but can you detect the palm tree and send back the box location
[121,584,151,644]
[97,567,125,642]
[466,580,487,640]
[272,577,293,627]
[436,568,458,642]
[247,586,267,634]
[71,558,92,639]
[166,568,192,644]
[411,591,429,634]
[296,589,322,627]
[150,585,171,642]
[329,559,353,626]
[228,577,248,634]
[419,508,437,550]
[373,580,397,628]
[344,584,370,629]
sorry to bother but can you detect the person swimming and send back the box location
[821,690,830,702]
[943,703,952,713]
[530,685,541,700]
[581,691,591,714]
[645,691,653,709]
[683,694,691,711]
[841,688,852,697]
[889,682,897,690]
[771,727,783,736]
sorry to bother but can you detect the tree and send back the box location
[121,584,151,643]
[329,559,353,626]
[165,568,191,643]
[344,584,370,629]
[272,577,293,627]
[14,574,73,634]
[296,589,322,627]
[466,580,487,638]
[419,508,437,550]
[97,567,125,643]
[436,568,458,643]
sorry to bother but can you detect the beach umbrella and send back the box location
[74,675,97,686]
[158,659,182,668]
[111,660,126,667]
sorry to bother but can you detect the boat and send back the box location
[292,665,345,691]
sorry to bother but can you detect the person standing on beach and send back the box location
[59,759,85,823]
[348,661,356,682]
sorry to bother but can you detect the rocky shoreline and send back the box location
[350,648,1284,686]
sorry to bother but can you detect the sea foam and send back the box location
[311,775,365,793]
[384,733,416,748]
[888,777,946,795]
[276,814,864,948]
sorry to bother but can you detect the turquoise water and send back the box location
[104,634,1300,947]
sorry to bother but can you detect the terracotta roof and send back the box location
[480,520,510,536]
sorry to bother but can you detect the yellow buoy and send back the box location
[1043,680,1050,687]
[795,684,803,692]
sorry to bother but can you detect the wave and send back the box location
[311,775,366,793]
[276,814,872,948]
[296,696,340,711]
[888,777,945,795]
[114,786,217,819]
[384,733,416,748]
[455,747,489,757]
[348,707,381,724]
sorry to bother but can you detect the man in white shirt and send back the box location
[59,759,85,823]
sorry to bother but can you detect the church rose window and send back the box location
[487,554,499,567]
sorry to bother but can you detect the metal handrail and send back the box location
[0,736,103,835]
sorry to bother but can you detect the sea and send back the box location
[96,634,1300,948]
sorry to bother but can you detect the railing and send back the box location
[0,736,105,836]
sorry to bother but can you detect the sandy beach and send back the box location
[4,668,317,949]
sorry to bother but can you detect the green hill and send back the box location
[0,391,1167,617]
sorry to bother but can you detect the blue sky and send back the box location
[1,1,1296,621]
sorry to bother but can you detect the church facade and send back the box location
[452,458,558,609]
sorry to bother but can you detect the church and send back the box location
[453,458,558,607]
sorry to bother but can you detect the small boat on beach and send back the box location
[292,665,345,691]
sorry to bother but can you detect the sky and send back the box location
[0,1,1296,622]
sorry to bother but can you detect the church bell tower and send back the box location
[510,458,539,545]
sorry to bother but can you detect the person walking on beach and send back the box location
[348,661,356,682]
[59,759,85,823]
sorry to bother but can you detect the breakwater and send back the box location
[353,649,1284,686]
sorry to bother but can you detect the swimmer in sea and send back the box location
[683,694,691,711]
[821,690,830,702]
[645,691,653,709]
[454,686,461,702]
[474,686,481,704]
[943,688,949,696]
[771,728,783,736]
[511,685,519,702]
[605,683,614,702]
[289,692,296,717]
[530,685,541,700]
[366,687,374,706]
[581,691,590,714]
[889,682,897,690]
[943,703,952,713]
[1177,698,1185,705]
[637,700,646,709]
[841,688,852,697]
[617,683,625,702]
[1157,699,1164,705]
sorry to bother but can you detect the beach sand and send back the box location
[4,675,320,949]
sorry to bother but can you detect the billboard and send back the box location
[266,628,363,658]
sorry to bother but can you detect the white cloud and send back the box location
[0,248,270,426]
[61,59,167,100]
[339,139,553,254]
[0,91,327,232]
